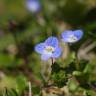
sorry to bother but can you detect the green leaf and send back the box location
[73,71,82,76]
[0,53,14,68]
[68,77,79,92]
[16,75,27,95]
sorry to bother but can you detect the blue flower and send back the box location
[61,30,83,43]
[26,0,41,13]
[35,37,62,61]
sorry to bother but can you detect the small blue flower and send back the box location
[35,37,62,61]
[61,30,83,43]
[26,0,41,13]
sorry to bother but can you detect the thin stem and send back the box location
[75,52,80,70]
[51,58,54,65]
[75,58,80,70]
[43,58,54,86]
[28,81,32,96]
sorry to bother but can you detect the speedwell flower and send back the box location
[35,37,62,61]
[26,0,41,13]
[61,30,83,43]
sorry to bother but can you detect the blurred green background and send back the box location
[0,0,96,96]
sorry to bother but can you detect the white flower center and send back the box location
[68,35,78,42]
[44,46,55,55]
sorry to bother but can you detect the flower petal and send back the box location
[61,30,73,42]
[61,30,83,43]
[45,36,59,47]
[52,47,62,58]
[35,43,45,54]
[73,30,83,40]
[41,54,51,61]
[26,0,41,13]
